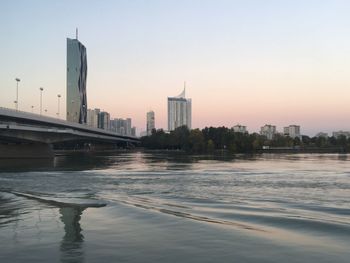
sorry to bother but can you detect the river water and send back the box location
[0,152,349,262]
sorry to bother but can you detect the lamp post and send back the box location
[71,100,75,122]
[40,87,44,115]
[15,78,20,111]
[82,104,86,124]
[57,94,61,118]
[31,105,34,113]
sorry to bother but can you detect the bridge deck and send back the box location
[0,107,139,144]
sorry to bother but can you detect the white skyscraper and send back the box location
[167,86,192,131]
[147,111,155,135]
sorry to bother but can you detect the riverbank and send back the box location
[141,147,348,154]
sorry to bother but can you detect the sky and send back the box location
[1,0,350,136]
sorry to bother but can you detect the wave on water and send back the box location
[105,194,350,240]
[1,190,107,209]
[106,194,267,232]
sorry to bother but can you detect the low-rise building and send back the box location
[315,132,328,138]
[140,131,148,137]
[332,131,350,139]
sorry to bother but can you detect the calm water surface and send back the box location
[0,152,349,262]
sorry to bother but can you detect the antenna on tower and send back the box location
[184,81,186,97]
[76,28,78,40]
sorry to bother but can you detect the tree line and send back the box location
[140,126,350,153]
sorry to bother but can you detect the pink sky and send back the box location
[1,1,350,136]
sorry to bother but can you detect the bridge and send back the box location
[0,107,140,158]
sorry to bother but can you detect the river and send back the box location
[0,152,349,262]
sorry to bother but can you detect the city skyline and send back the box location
[1,1,350,135]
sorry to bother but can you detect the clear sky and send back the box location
[1,0,350,136]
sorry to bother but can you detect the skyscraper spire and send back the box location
[184,81,186,97]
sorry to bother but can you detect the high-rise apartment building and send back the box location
[260,124,276,140]
[283,125,301,139]
[98,111,110,130]
[146,111,155,135]
[66,36,87,124]
[110,118,133,135]
[87,108,99,128]
[131,127,136,137]
[232,124,247,133]
[168,87,192,131]
[125,118,132,136]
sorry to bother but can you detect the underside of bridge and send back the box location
[0,126,138,158]
[0,128,137,145]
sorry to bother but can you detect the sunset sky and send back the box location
[1,0,350,135]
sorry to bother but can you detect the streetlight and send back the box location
[39,87,44,115]
[82,104,86,123]
[31,105,34,113]
[57,94,61,118]
[15,78,20,111]
[71,100,75,122]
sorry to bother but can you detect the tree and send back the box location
[207,139,215,152]
[170,126,190,150]
[189,129,205,152]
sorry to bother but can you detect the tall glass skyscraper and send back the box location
[66,37,87,124]
[167,88,192,131]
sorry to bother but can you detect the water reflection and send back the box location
[0,151,264,173]
[59,206,85,263]
[0,158,54,172]
[0,193,21,228]
[337,154,348,161]
[0,152,129,172]
[0,191,88,263]
[1,152,349,173]
[142,151,238,170]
